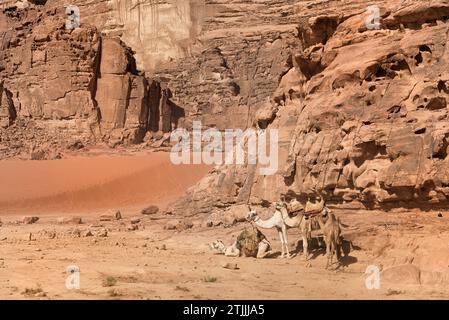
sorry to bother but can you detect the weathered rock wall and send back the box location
[0,0,308,157]
[39,0,303,130]
[169,0,449,215]
[0,3,173,158]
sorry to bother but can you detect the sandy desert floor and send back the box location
[1,153,449,300]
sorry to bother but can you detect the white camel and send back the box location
[210,240,241,257]
[246,206,292,258]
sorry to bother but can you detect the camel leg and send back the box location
[256,240,271,259]
[330,246,334,267]
[330,246,335,265]
[301,222,309,261]
[302,234,309,261]
[224,242,240,257]
[277,228,285,258]
[325,241,331,269]
[336,237,342,261]
[294,238,301,251]
[281,224,291,258]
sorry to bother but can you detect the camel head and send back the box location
[246,210,258,221]
[322,206,331,218]
[275,202,285,210]
[210,240,226,252]
[287,198,303,213]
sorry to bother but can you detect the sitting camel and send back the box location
[210,239,240,256]
[209,227,272,259]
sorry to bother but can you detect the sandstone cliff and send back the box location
[0,2,175,157]
[168,0,449,214]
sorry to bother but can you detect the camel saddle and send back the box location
[303,210,321,220]
[235,226,268,257]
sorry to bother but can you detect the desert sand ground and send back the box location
[1,153,449,300]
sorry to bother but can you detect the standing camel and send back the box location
[315,210,343,269]
[278,199,324,261]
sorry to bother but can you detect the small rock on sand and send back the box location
[176,220,194,231]
[83,230,94,237]
[164,220,178,230]
[141,205,159,215]
[57,217,82,224]
[68,228,81,238]
[94,228,108,237]
[221,262,239,270]
[100,210,122,221]
[386,289,405,296]
[164,220,193,231]
[22,216,39,224]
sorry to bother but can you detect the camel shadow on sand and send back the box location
[270,236,359,268]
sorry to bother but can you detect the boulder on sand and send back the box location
[22,216,39,224]
[141,205,159,215]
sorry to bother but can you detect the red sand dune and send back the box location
[0,152,211,215]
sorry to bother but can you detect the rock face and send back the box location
[0,3,176,157]
[0,0,304,156]
[42,0,302,131]
[274,0,449,209]
[104,0,203,71]
[169,0,449,213]
[96,37,147,143]
[0,82,16,128]
[0,5,101,154]
[152,0,300,131]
